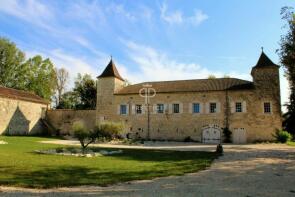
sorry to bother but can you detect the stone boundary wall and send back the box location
[46,109,96,135]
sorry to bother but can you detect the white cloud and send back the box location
[189,10,209,25]
[121,40,251,84]
[160,2,208,26]
[25,49,100,89]
[160,3,183,24]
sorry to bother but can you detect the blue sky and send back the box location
[0,0,293,111]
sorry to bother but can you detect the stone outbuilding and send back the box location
[0,86,49,135]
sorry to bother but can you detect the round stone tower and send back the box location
[96,59,125,122]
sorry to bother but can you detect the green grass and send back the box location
[0,136,217,188]
[287,141,295,146]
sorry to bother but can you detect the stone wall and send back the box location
[46,110,96,135]
[0,96,48,135]
[96,88,282,143]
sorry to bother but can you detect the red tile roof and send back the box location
[0,86,49,104]
[115,78,254,95]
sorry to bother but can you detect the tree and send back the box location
[0,37,57,100]
[56,91,79,109]
[208,74,216,79]
[55,68,69,106]
[72,121,124,153]
[24,56,57,100]
[0,37,26,88]
[74,73,96,109]
[277,7,295,136]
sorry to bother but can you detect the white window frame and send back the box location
[120,104,128,115]
[156,103,164,114]
[193,103,200,114]
[235,102,242,113]
[209,102,217,113]
[135,104,143,114]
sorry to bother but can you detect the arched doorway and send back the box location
[202,124,221,144]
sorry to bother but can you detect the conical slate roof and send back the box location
[97,59,124,81]
[253,51,279,68]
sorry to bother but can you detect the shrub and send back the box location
[94,121,124,141]
[223,127,232,143]
[72,121,98,151]
[184,136,193,142]
[273,130,292,143]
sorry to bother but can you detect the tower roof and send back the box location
[253,51,279,68]
[97,59,124,81]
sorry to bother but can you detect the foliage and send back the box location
[54,67,69,106]
[273,130,292,143]
[0,37,26,88]
[94,121,125,140]
[0,136,217,188]
[0,37,57,100]
[184,136,194,142]
[72,121,99,150]
[74,73,96,109]
[23,56,57,100]
[56,91,79,109]
[287,141,295,146]
[223,127,232,143]
[277,7,295,136]
[208,74,216,79]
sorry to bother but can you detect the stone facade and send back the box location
[95,52,282,143]
[46,109,96,135]
[0,96,48,135]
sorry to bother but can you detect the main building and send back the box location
[96,51,281,143]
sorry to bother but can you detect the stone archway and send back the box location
[202,124,221,144]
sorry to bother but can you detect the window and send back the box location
[264,102,271,113]
[210,103,217,113]
[193,103,200,113]
[157,104,164,113]
[235,102,242,112]
[173,104,180,113]
[136,104,142,114]
[120,105,127,115]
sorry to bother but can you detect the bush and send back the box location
[223,127,232,143]
[94,121,124,141]
[184,136,193,142]
[273,130,292,143]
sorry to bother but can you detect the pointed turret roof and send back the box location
[253,51,279,68]
[97,59,124,81]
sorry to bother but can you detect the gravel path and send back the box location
[0,144,294,197]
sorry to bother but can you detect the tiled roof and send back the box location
[115,78,254,95]
[97,59,124,81]
[0,86,49,104]
[253,52,279,68]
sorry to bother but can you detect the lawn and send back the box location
[287,141,295,146]
[0,136,217,188]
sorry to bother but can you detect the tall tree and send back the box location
[55,67,69,106]
[0,37,26,88]
[56,91,79,109]
[24,55,57,100]
[277,7,295,136]
[74,73,96,109]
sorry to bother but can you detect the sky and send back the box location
[0,0,293,111]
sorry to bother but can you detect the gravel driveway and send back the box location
[1,143,294,197]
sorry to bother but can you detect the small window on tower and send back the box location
[264,102,271,113]
[235,102,242,112]
[120,105,127,115]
